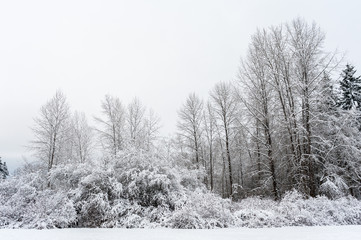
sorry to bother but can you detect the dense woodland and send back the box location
[1,18,361,228]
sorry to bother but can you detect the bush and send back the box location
[0,164,76,229]
[232,189,361,228]
[166,189,235,228]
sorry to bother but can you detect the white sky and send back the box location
[1,0,360,172]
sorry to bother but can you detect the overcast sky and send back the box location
[1,0,360,172]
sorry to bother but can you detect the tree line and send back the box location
[176,18,361,200]
[24,18,361,201]
[29,93,161,172]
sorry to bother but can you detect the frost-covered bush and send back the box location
[49,163,92,191]
[278,190,361,226]
[71,169,122,227]
[233,196,285,227]
[112,148,183,209]
[26,190,76,229]
[0,171,76,229]
[58,148,190,228]
[232,190,361,228]
[118,168,175,208]
[168,207,205,229]
[319,175,349,199]
[106,200,172,228]
[167,189,235,229]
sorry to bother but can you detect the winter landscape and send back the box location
[1,0,361,239]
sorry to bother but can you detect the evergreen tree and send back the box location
[0,157,9,179]
[313,73,361,199]
[339,64,361,110]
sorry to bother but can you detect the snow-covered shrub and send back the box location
[107,200,154,228]
[234,196,285,227]
[49,163,92,191]
[71,169,121,227]
[277,190,316,226]
[0,162,84,229]
[118,168,174,208]
[0,182,37,228]
[112,148,183,209]
[0,172,76,229]
[64,148,188,227]
[277,190,361,226]
[232,190,361,228]
[319,175,349,199]
[27,190,76,229]
[168,207,205,229]
[167,189,235,228]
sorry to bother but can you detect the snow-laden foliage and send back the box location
[64,148,187,228]
[234,190,361,228]
[0,163,76,228]
[0,147,195,228]
[167,189,234,229]
[1,149,361,229]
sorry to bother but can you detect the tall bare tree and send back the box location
[94,95,126,156]
[70,111,94,163]
[30,91,70,171]
[177,93,204,168]
[210,82,237,198]
[127,97,146,148]
[144,108,161,151]
[287,18,328,196]
[203,101,216,191]
[237,29,280,199]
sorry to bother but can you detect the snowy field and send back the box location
[1,226,361,240]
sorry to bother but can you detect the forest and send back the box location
[1,18,361,229]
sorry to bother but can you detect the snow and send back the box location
[1,226,361,240]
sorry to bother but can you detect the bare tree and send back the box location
[30,91,70,171]
[210,82,237,198]
[177,93,204,168]
[144,108,161,151]
[127,97,146,148]
[70,111,94,163]
[203,101,216,191]
[94,95,126,155]
[237,30,280,199]
[287,18,328,197]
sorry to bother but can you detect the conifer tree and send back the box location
[339,64,361,110]
[0,157,9,179]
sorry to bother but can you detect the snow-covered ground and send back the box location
[1,226,361,240]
